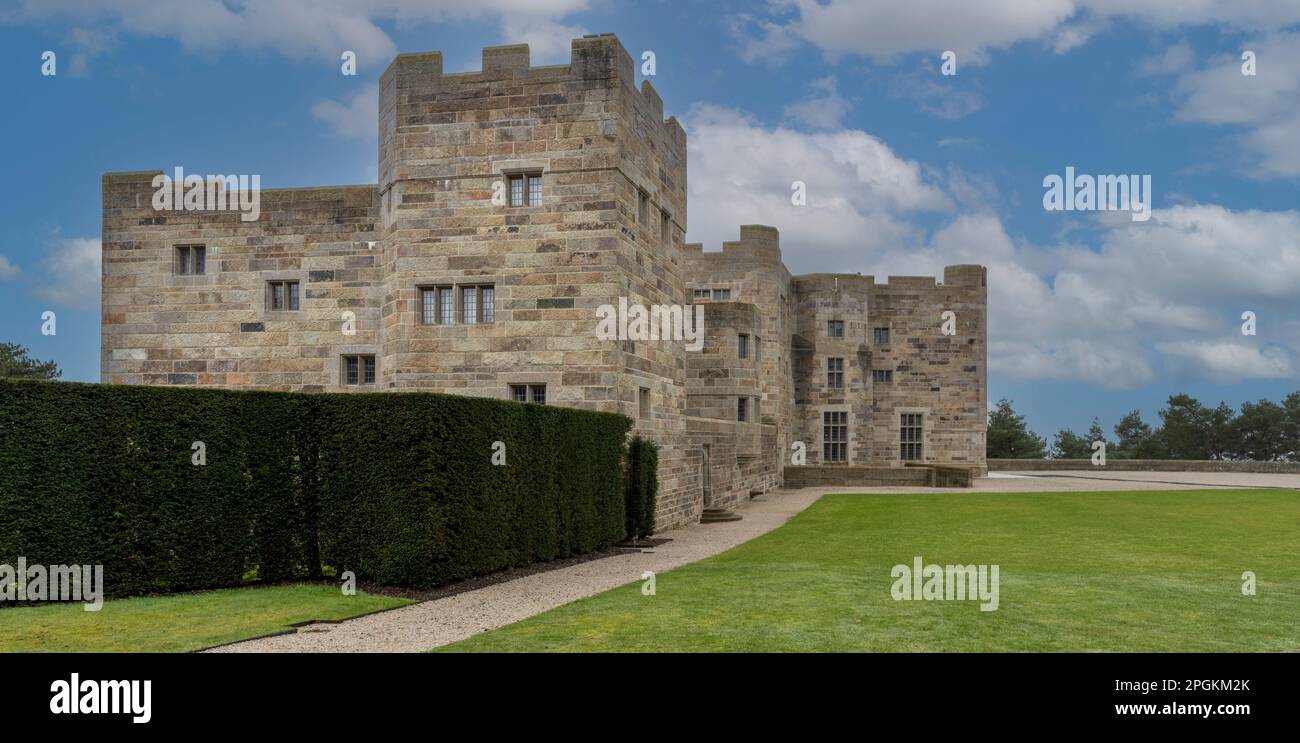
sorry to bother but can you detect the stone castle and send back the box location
[101,34,987,530]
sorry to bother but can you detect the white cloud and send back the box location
[12,0,591,69]
[1155,340,1295,383]
[311,83,378,139]
[499,16,589,64]
[1166,33,1300,178]
[729,0,1300,66]
[685,106,1300,387]
[39,237,101,309]
[0,256,19,280]
[783,77,852,129]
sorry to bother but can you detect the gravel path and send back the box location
[208,472,1294,653]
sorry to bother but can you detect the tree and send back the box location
[1229,400,1292,461]
[0,343,61,380]
[1159,394,1235,460]
[1050,428,1091,459]
[1113,409,1163,459]
[987,398,1047,459]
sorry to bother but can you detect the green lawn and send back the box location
[0,583,411,652]
[440,489,1300,652]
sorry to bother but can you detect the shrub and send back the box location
[624,436,659,539]
[0,379,632,597]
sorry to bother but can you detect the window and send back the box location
[458,285,495,324]
[738,334,749,359]
[638,189,650,225]
[639,387,651,419]
[873,327,891,346]
[828,319,844,338]
[660,210,671,244]
[507,172,542,207]
[823,411,847,463]
[420,287,438,325]
[510,384,547,404]
[737,397,748,422]
[901,413,924,461]
[267,280,299,311]
[693,288,709,300]
[873,369,893,384]
[176,245,206,275]
[341,355,376,386]
[439,287,454,325]
[827,357,844,389]
[509,387,546,402]
[712,288,731,301]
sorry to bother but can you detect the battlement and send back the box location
[378,34,681,138]
[684,225,783,264]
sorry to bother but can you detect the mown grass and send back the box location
[440,490,1300,652]
[0,583,411,652]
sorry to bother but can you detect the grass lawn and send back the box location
[0,583,411,652]
[440,489,1300,652]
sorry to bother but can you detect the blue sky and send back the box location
[1,0,1298,440]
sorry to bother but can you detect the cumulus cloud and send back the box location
[38,237,101,309]
[685,107,1300,387]
[728,0,1300,66]
[499,16,589,64]
[1165,33,1300,178]
[311,83,378,139]
[0,256,19,280]
[10,0,590,69]
[783,77,852,129]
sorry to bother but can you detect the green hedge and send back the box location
[0,379,632,597]
[624,436,659,539]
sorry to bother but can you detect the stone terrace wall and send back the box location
[990,459,1300,473]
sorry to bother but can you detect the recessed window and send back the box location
[638,189,650,225]
[438,286,454,325]
[823,411,847,463]
[459,285,495,324]
[267,280,300,311]
[873,369,893,384]
[341,355,376,386]
[827,357,844,389]
[901,413,924,461]
[176,245,206,275]
[828,320,844,337]
[738,333,749,359]
[692,288,709,300]
[712,288,731,301]
[510,384,547,404]
[660,210,671,244]
[507,172,542,208]
[873,327,891,346]
[639,387,651,419]
[737,397,748,422]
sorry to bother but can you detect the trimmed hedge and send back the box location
[0,379,632,597]
[624,436,659,539]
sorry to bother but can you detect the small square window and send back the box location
[510,384,547,404]
[176,245,206,275]
[268,280,300,311]
[874,327,891,346]
[341,355,375,386]
[827,357,844,389]
[639,387,651,419]
[873,369,894,384]
[828,320,844,338]
[712,288,731,301]
[507,172,542,208]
